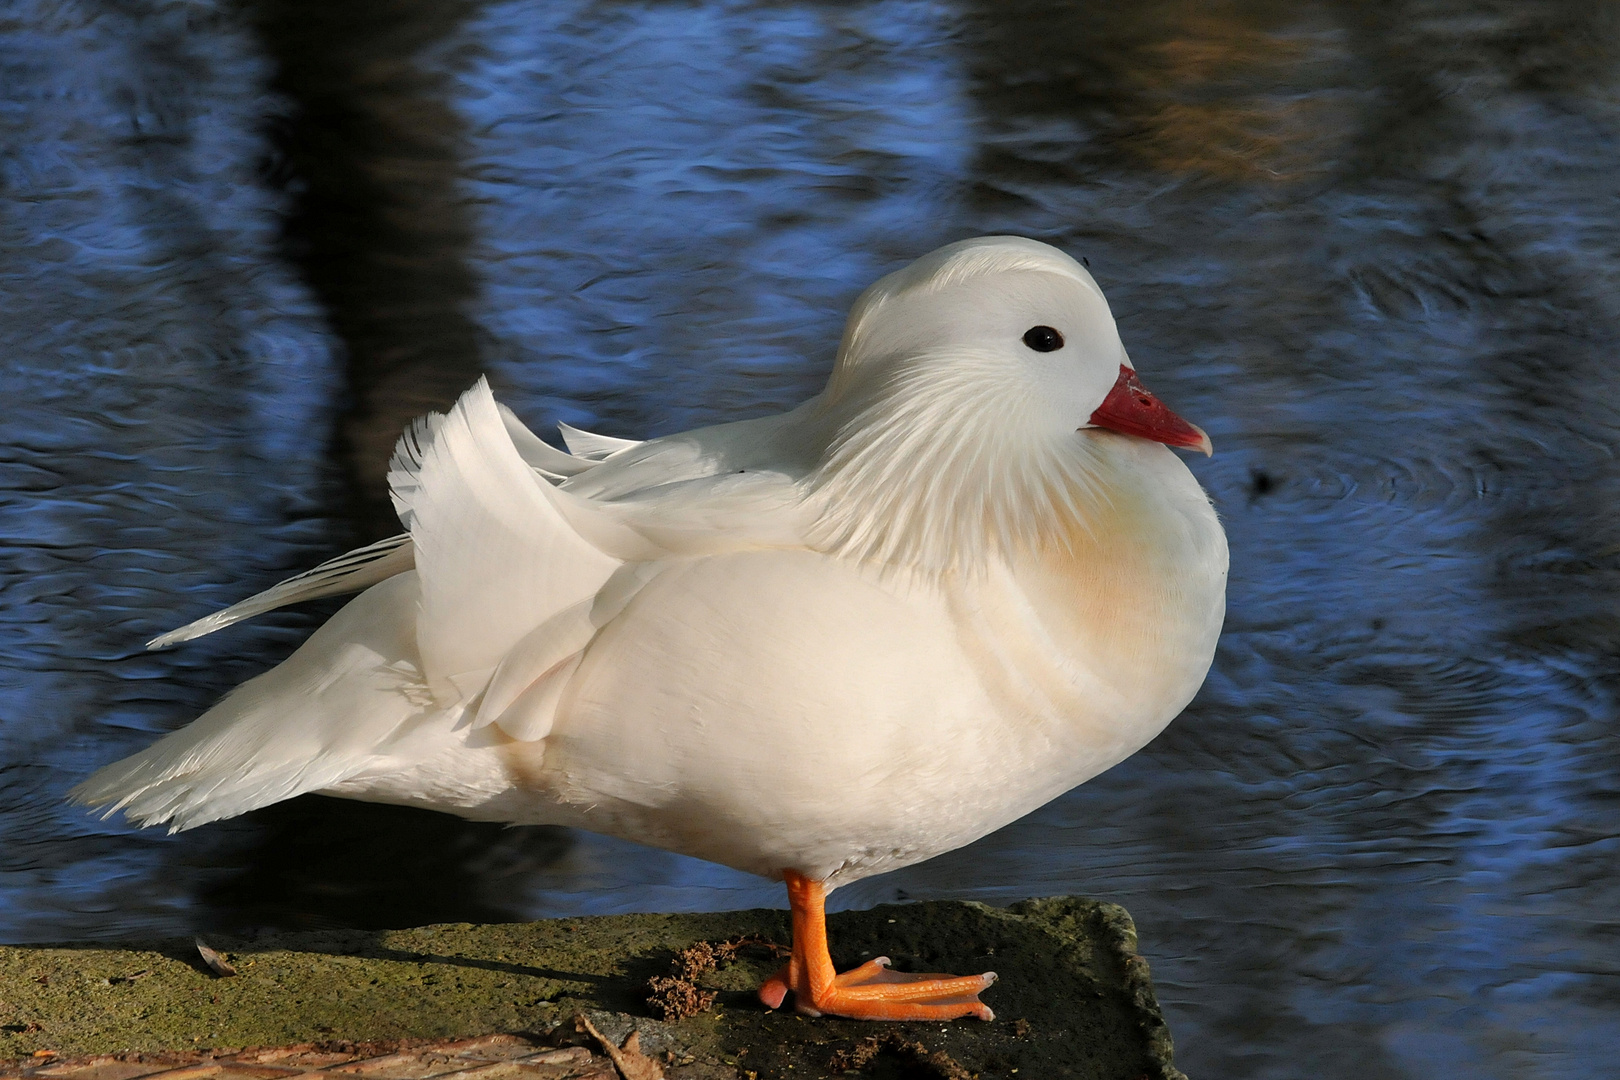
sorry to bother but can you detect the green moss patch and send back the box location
[0,898,1183,1080]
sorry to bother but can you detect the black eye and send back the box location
[1022,325,1064,352]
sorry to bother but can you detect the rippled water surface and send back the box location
[5,1,1619,1076]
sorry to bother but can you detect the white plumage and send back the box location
[73,237,1226,1017]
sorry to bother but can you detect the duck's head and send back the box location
[824,236,1210,456]
[812,237,1212,570]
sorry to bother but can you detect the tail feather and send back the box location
[71,574,432,831]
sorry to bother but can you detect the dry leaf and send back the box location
[194,938,237,978]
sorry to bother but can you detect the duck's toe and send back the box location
[801,962,996,1021]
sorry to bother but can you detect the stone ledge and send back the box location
[0,898,1184,1080]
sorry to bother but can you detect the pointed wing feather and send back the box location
[557,421,641,460]
[498,403,599,478]
[146,533,416,650]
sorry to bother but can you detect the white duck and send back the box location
[73,236,1227,1022]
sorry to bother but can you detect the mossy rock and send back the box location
[0,898,1184,1079]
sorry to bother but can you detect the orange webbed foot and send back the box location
[755,871,996,1022]
[805,955,997,1021]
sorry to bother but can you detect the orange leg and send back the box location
[756,870,996,1021]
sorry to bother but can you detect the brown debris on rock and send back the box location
[826,1033,972,1079]
[644,937,787,1023]
[644,978,715,1025]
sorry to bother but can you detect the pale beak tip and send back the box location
[1194,425,1213,457]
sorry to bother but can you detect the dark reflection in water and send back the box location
[4,1,1619,1077]
[251,0,487,539]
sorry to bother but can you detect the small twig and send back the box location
[574,1013,664,1080]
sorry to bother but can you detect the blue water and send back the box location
[4,1,1619,1076]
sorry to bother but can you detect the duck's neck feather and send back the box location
[804,356,1152,576]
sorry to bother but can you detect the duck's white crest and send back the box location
[825,236,1106,401]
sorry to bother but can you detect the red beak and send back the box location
[1087,364,1212,456]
